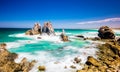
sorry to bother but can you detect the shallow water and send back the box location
[0,28,119,72]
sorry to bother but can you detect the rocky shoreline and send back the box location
[0,43,36,72]
[77,26,120,72]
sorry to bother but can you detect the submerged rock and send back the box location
[98,26,115,39]
[75,35,84,38]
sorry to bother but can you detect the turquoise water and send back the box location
[0,28,97,57]
[0,28,119,54]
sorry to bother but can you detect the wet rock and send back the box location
[86,56,101,67]
[60,33,69,42]
[70,65,76,69]
[74,57,81,63]
[98,26,115,39]
[38,66,46,71]
[76,35,84,38]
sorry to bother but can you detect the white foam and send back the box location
[14,44,98,72]
[6,42,21,49]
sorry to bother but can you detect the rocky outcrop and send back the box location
[60,33,69,42]
[77,41,120,72]
[60,29,69,42]
[25,22,55,35]
[25,23,41,35]
[42,21,55,35]
[98,26,115,39]
[0,43,36,72]
[86,56,101,67]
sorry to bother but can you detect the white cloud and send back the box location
[77,18,120,25]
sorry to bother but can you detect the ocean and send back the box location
[0,28,120,72]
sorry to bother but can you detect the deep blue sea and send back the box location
[0,28,120,72]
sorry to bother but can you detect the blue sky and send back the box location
[0,0,120,28]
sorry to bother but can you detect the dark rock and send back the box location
[76,35,84,38]
[42,21,55,35]
[98,26,115,39]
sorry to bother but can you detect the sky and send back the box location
[0,0,120,28]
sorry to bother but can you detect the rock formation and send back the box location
[98,26,115,39]
[25,22,41,35]
[42,21,55,35]
[0,43,36,72]
[25,21,55,35]
[60,29,69,42]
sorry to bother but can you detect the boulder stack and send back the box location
[98,26,115,39]
[25,22,41,35]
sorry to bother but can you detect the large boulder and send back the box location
[98,26,115,39]
[25,23,41,35]
[86,56,101,67]
[60,33,69,42]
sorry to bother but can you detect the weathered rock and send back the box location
[98,26,115,39]
[38,66,46,71]
[86,56,101,67]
